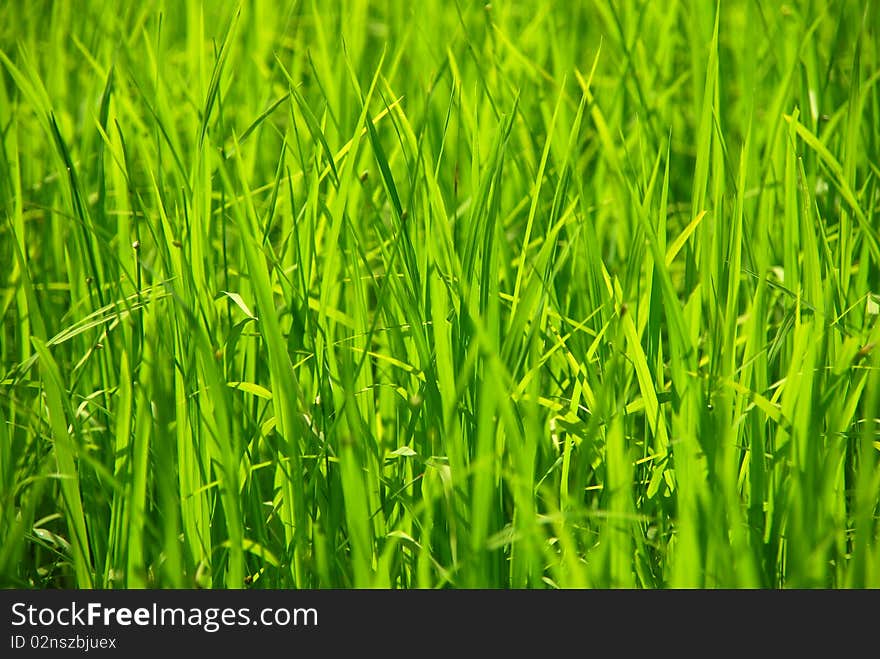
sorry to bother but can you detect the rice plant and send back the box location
[1,0,879,589]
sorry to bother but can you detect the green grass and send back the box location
[1,0,879,589]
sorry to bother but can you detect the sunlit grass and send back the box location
[1,0,879,588]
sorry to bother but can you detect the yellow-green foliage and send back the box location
[1,0,879,588]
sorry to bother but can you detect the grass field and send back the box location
[1,0,879,589]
